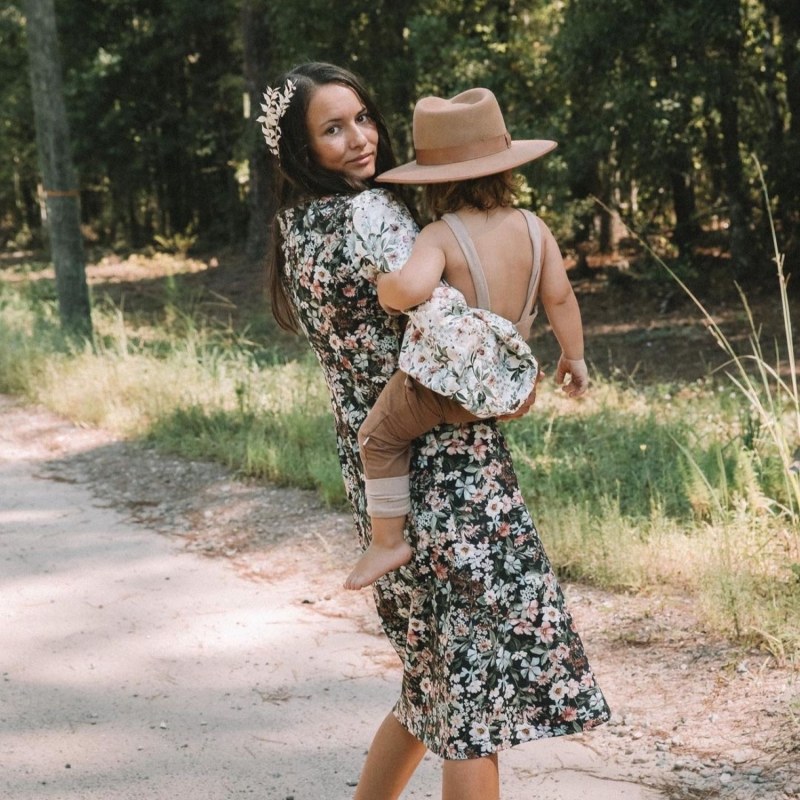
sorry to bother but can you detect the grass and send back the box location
[502,381,800,654]
[581,157,800,657]
[1,235,798,659]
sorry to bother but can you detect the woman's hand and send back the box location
[498,370,543,421]
[555,355,588,398]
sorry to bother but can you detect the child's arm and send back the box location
[377,224,447,312]
[538,223,588,397]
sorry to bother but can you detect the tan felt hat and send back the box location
[376,88,557,184]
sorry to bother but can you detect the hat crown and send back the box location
[413,88,508,153]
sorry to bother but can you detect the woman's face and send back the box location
[306,83,379,182]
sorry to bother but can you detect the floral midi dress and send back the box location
[278,188,610,760]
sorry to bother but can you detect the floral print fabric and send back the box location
[400,284,539,418]
[278,189,610,760]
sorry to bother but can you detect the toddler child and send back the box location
[345,88,587,590]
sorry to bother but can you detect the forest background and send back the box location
[2,0,799,271]
[1,0,800,659]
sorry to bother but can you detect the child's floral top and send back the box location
[400,284,539,418]
[278,188,610,759]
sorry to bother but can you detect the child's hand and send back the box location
[555,355,588,398]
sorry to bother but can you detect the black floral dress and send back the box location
[278,189,610,760]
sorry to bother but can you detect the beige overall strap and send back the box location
[441,212,492,311]
[514,209,544,339]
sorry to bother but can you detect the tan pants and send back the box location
[357,371,478,517]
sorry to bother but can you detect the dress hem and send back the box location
[391,701,611,761]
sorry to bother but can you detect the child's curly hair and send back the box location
[424,170,521,219]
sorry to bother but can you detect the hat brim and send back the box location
[376,139,557,184]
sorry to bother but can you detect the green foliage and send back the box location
[153,225,198,257]
[56,0,242,247]
[3,0,800,654]
[3,0,797,269]
[504,382,794,525]
[553,0,797,270]
[404,2,564,204]
[0,286,50,394]
[0,5,38,248]
[507,406,692,520]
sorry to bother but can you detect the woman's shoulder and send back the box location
[281,190,412,226]
[351,188,415,221]
[351,189,418,237]
[279,194,355,239]
[349,189,418,273]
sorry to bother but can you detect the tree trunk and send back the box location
[771,1,800,261]
[718,89,753,276]
[24,0,92,339]
[597,162,617,254]
[241,0,274,264]
[714,3,753,277]
[669,146,700,259]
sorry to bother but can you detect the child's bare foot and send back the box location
[344,540,412,590]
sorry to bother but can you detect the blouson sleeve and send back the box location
[349,189,418,280]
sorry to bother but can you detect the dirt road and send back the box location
[1,395,797,799]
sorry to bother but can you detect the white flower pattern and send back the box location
[278,188,610,760]
[400,286,539,418]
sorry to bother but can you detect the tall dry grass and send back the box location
[1,213,798,656]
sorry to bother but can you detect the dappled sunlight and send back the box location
[1,435,408,799]
[1,670,405,799]
[2,487,333,685]
[1,398,796,796]
[4,550,308,685]
[0,508,66,524]
[0,251,214,286]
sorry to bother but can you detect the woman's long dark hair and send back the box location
[265,62,401,332]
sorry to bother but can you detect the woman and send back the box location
[262,61,610,800]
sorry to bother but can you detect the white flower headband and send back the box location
[256,78,296,158]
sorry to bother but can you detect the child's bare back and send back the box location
[436,206,537,322]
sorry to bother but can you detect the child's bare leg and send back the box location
[344,514,412,590]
